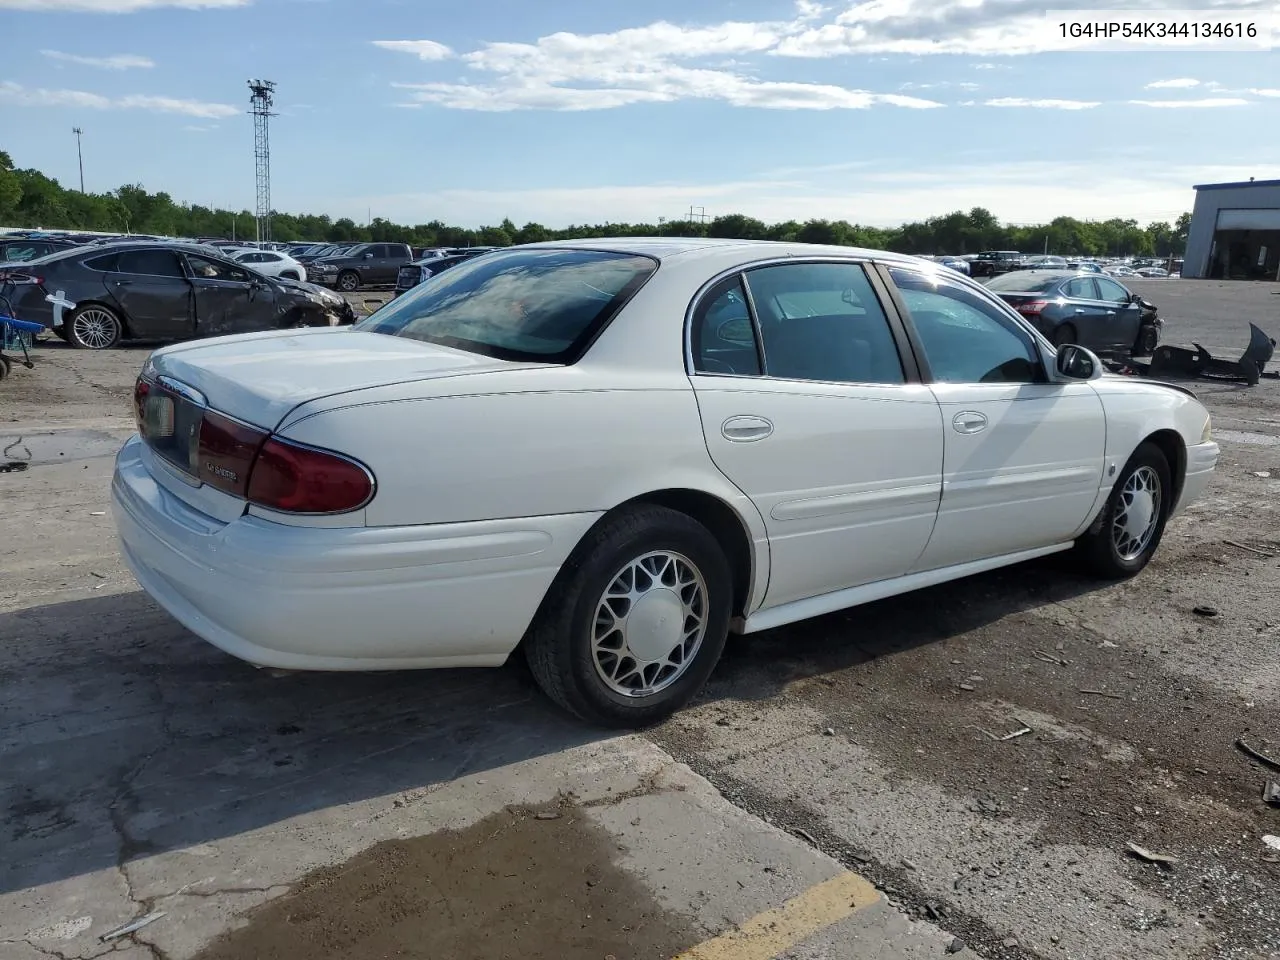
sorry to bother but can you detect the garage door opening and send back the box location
[1207,228,1280,280]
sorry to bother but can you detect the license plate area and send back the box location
[142,377,207,478]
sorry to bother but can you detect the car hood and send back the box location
[276,276,345,304]
[146,328,546,429]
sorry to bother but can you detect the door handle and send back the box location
[952,411,988,434]
[1073,308,1084,314]
[1105,310,1116,316]
[722,416,773,442]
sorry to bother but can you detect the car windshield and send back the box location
[358,248,657,363]
[342,244,368,257]
[984,272,1063,293]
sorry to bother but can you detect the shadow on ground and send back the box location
[0,554,1106,897]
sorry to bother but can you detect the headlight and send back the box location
[1201,414,1213,443]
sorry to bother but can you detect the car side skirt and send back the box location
[740,541,1074,634]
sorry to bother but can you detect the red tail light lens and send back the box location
[1015,300,1049,317]
[133,377,151,433]
[197,411,268,498]
[246,437,374,514]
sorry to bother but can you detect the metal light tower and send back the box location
[247,79,276,243]
[72,127,84,192]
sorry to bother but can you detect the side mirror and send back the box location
[1055,343,1097,379]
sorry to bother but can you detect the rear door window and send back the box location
[1062,277,1098,299]
[691,276,761,377]
[744,261,904,385]
[116,249,186,278]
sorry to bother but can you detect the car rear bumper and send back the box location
[111,435,599,671]
[1176,440,1220,515]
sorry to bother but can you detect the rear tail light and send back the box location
[197,411,268,499]
[133,373,373,514]
[133,377,151,433]
[1015,300,1049,317]
[246,437,374,514]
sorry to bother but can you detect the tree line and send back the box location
[0,149,1191,258]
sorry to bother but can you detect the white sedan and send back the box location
[231,249,307,281]
[112,239,1219,726]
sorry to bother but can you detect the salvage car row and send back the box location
[0,241,354,349]
[0,234,1165,362]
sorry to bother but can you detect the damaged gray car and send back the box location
[0,242,356,350]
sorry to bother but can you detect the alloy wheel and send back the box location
[591,550,709,698]
[72,309,119,349]
[1112,465,1162,561]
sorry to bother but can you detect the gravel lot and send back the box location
[2,278,1278,960]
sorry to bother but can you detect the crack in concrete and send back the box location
[578,768,685,809]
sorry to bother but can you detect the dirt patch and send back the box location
[191,802,700,960]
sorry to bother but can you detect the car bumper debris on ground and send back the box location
[1,280,1279,960]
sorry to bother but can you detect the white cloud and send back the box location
[983,97,1100,109]
[379,19,942,112]
[41,50,154,70]
[1249,88,1280,97]
[182,123,217,132]
[1145,77,1200,89]
[344,160,1269,230]
[1,0,245,9]
[1128,97,1251,108]
[371,40,452,61]
[773,0,1280,58]
[0,81,238,118]
[901,80,977,90]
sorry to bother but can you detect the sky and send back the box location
[2,0,1280,229]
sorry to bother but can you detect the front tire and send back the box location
[1077,442,1172,579]
[337,271,360,292]
[525,505,733,728]
[66,304,123,350]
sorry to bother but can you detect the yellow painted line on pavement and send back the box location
[673,871,882,960]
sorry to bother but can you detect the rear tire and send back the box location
[524,504,733,728]
[66,304,123,350]
[1076,442,1172,579]
[1052,324,1077,347]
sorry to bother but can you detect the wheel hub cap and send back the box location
[591,551,708,698]
[75,310,115,348]
[1112,465,1161,561]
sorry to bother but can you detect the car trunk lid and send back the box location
[147,327,542,430]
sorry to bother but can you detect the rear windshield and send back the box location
[984,272,1062,293]
[358,248,658,363]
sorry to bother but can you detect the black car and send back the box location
[0,242,355,350]
[983,269,1160,357]
[969,250,1024,278]
[307,242,415,291]
[393,252,487,297]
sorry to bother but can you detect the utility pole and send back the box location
[247,79,277,243]
[687,205,710,224]
[72,127,84,192]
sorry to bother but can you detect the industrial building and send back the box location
[1184,178,1280,280]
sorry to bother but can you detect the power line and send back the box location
[247,79,277,243]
